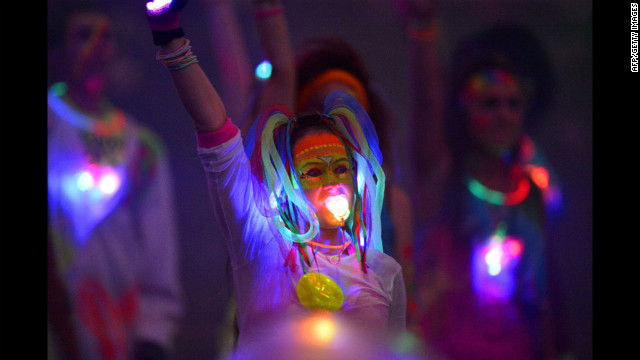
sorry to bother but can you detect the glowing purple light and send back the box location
[472,235,524,300]
[146,0,172,14]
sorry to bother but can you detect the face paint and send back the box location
[294,132,352,190]
[293,131,355,228]
[460,69,525,155]
[65,12,114,92]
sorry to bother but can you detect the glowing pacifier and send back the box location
[324,195,350,223]
[296,272,344,312]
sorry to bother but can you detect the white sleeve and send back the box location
[197,132,271,268]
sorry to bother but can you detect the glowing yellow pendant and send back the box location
[296,272,344,312]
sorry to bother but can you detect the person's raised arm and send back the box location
[146,0,227,132]
[250,0,296,118]
[393,0,449,222]
[201,0,253,124]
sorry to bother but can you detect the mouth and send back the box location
[324,195,350,222]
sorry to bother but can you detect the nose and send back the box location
[322,183,341,192]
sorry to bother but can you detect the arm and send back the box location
[250,0,296,119]
[147,0,227,132]
[202,0,253,124]
[161,38,228,132]
[393,0,450,222]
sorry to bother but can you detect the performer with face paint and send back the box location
[144,0,406,355]
[392,1,569,359]
[47,2,184,360]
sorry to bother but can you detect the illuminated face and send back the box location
[461,69,525,156]
[293,131,355,228]
[63,11,115,93]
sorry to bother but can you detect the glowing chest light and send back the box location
[65,163,123,201]
[56,161,126,242]
[472,222,524,301]
[74,164,122,195]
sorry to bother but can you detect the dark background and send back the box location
[47,1,593,359]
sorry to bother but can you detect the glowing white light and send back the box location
[255,60,272,80]
[485,245,503,276]
[146,0,172,13]
[98,172,120,195]
[76,171,95,191]
[325,195,350,222]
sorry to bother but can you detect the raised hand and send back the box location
[392,0,438,25]
[146,0,188,31]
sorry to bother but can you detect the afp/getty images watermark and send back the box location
[633,3,638,72]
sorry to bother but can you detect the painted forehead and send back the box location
[293,132,347,167]
[468,68,518,89]
[459,68,520,105]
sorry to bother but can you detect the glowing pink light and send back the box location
[505,239,522,257]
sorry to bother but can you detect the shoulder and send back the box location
[366,248,402,278]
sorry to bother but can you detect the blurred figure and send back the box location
[392,0,569,359]
[294,36,415,274]
[47,2,183,359]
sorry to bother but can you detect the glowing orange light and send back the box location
[298,312,336,346]
[527,165,549,190]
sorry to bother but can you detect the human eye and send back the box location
[480,96,499,111]
[303,168,323,178]
[334,165,350,175]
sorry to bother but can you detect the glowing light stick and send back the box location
[325,195,350,223]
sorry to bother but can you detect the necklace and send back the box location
[49,82,126,137]
[467,176,530,206]
[306,240,352,250]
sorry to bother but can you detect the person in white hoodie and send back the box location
[47,2,183,359]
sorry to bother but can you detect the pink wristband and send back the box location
[196,117,239,148]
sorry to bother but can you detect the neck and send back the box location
[311,227,349,255]
[467,150,524,194]
[64,77,107,115]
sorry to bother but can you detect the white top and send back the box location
[197,126,406,350]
